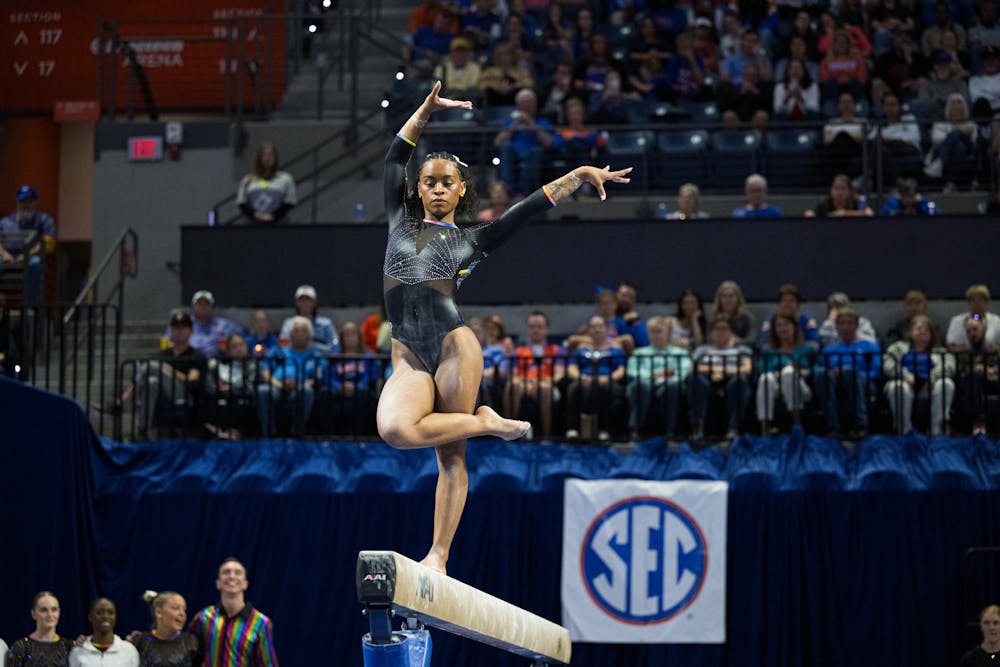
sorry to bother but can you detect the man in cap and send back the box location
[0,185,56,305]
[164,290,246,358]
[433,35,481,98]
[147,309,209,435]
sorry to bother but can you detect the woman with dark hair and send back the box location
[7,592,74,666]
[375,81,631,573]
[755,312,815,433]
[773,57,819,120]
[69,598,138,667]
[883,314,955,435]
[236,142,297,224]
[804,173,873,217]
[129,591,202,667]
[671,288,706,349]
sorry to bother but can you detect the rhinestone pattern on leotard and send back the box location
[382,216,490,289]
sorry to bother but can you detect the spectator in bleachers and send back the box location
[961,604,1000,665]
[720,28,773,88]
[320,321,377,435]
[0,185,56,306]
[821,92,865,180]
[258,315,320,437]
[869,92,924,184]
[926,93,978,189]
[667,183,710,220]
[691,17,720,74]
[434,36,482,99]
[872,28,927,105]
[883,314,955,435]
[718,10,743,60]
[711,280,755,346]
[608,0,646,26]
[69,598,138,667]
[237,143,297,224]
[409,0,460,34]
[720,59,772,121]
[629,52,671,103]
[880,177,939,216]
[411,10,459,70]
[555,97,605,165]
[628,16,672,67]
[246,310,279,358]
[817,291,878,347]
[814,306,882,438]
[477,179,512,222]
[953,315,999,435]
[970,47,1000,112]
[773,58,820,120]
[564,315,627,441]
[7,592,74,666]
[919,51,970,118]
[837,0,868,35]
[756,312,815,434]
[569,7,599,60]
[478,42,535,106]
[969,1,1000,55]
[804,174,874,217]
[775,35,820,84]
[939,28,972,80]
[819,28,869,103]
[503,12,538,68]
[781,11,821,63]
[492,88,555,196]
[817,11,872,58]
[280,284,338,353]
[504,310,565,437]
[671,288,706,350]
[758,282,821,349]
[541,61,574,123]
[922,1,967,58]
[541,3,572,53]
[886,290,941,345]
[627,315,690,439]
[573,33,626,104]
[732,174,783,218]
[206,333,258,440]
[615,280,648,348]
[166,290,245,359]
[507,0,539,36]
[463,0,502,51]
[946,284,1000,351]
[663,32,710,102]
[480,314,512,407]
[687,315,753,440]
[150,310,209,436]
[868,0,916,57]
[587,70,636,124]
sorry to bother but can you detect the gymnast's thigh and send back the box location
[377,342,437,425]
[434,326,483,414]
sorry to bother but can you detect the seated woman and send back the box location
[565,316,627,441]
[319,321,379,435]
[755,312,816,434]
[883,314,955,435]
[206,334,259,439]
[477,41,535,107]
[671,288,706,350]
[667,183,710,220]
[710,280,756,347]
[280,285,338,353]
[688,315,754,440]
[773,58,820,120]
[69,598,138,667]
[819,28,869,104]
[237,143,297,224]
[7,591,74,667]
[556,97,604,165]
[130,591,203,667]
[927,93,979,189]
[804,174,874,217]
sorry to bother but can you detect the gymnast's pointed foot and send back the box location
[476,406,531,440]
[420,550,447,575]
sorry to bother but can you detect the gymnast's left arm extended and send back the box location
[541,165,633,205]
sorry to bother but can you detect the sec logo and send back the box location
[580,496,708,624]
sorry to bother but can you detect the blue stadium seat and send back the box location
[654,130,709,188]
[765,128,821,189]
[711,130,762,190]
[674,99,720,123]
[604,130,655,189]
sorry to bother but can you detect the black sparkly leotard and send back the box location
[6,637,73,667]
[131,631,202,667]
[383,134,551,374]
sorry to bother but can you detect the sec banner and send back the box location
[561,479,727,643]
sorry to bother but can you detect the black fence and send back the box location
[109,349,999,444]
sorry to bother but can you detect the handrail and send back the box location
[65,227,138,326]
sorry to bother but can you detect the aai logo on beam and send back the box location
[580,496,707,624]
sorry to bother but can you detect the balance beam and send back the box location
[357,550,571,665]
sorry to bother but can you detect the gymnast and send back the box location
[376,81,632,574]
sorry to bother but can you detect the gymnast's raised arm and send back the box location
[542,165,633,204]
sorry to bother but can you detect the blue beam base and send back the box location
[362,630,432,667]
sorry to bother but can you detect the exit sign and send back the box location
[128,136,163,161]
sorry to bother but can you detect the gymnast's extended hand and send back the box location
[544,165,633,202]
[400,81,472,140]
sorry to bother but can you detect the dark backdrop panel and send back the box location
[181,216,999,306]
[4,377,1000,666]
